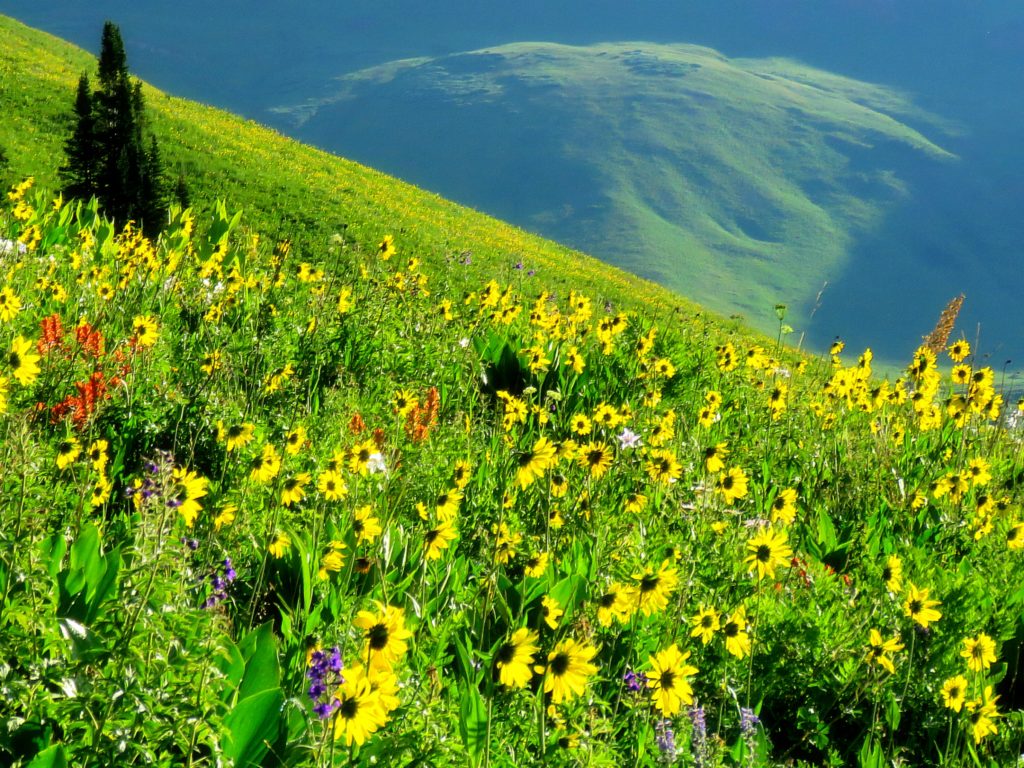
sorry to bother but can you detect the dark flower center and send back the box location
[756,545,772,563]
[495,643,515,665]
[660,671,675,688]
[367,624,389,650]
[550,653,570,676]
[639,575,660,593]
[724,621,739,638]
[339,696,359,719]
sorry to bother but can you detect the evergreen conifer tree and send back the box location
[62,21,169,234]
[59,74,98,201]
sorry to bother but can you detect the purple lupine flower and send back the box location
[688,705,709,767]
[655,719,677,763]
[307,646,345,719]
[739,707,760,737]
[623,668,647,693]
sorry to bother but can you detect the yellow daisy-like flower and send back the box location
[722,606,750,659]
[645,448,681,485]
[961,633,997,672]
[941,675,968,712]
[865,629,904,675]
[56,437,81,470]
[516,436,558,489]
[348,439,379,475]
[332,667,388,746]
[131,315,159,347]
[564,346,585,375]
[250,443,281,483]
[354,602,413,671]
[353,505,383,545]
[646,644,698,716]
[317,469,348,501]
[218,421,255,452]
[966,686,1000,744]
[690,605,720,645]
[424,518,457,561]
[281,472,311,507]
[882,554,902,594]
[717,467,749,504]
[745,527,793,581]
[947,339,971,362]
[337,286,353,314]
[285,426,306,456]
[393,389,418,417]
[452,459,472,489]
[578,441,613,479]
[595,583,634,627]
[213,505,237,531]
[624,492,647,514]
[570,413,592,435]
[378,234,396,261]
[434,487,463,520]
[172,467,209,528]
[0,286,22,323]
[90,473,113,507]
[318,542,347,580]
[86,439,109,472]
[542,595,563,630]
[7,336,41,386]
[537,638,599,704]
[268,532,291,558]
[769,488,798,525]
[904,583,942,628]
[495,628,539,689]
[703,442,728,474]
[524,551,549,578]
[1006,521,1024,550]
[632,560,678,616]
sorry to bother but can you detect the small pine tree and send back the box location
[59,73,99,201]
[174,173,191,210]
[140,135,168,229]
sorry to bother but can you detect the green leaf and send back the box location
[223,688,284,767]
[458,685,488,766]
[236,622,280,701]
[26,745,67,768]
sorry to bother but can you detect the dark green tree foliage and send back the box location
[61,21,169,234]
[59,74,98,200]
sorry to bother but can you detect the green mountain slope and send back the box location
[0,16,735,337]
[275,41,954,334]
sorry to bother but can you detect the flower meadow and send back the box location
[1,179,1023,768]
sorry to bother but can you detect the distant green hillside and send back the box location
[275,41,953,334]
[0,16,742,340]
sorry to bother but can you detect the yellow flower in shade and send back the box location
[172,467,208,527]
[882,554,902,594]
[524,551,549,578]
[542,596,563,630]
[337,286,353,314]
[268,532,291,558]
[1006,521,1024,550]
[722,606,750,659]
[904,584,942,628]
[652,357,676,378]
[332,667,388,746]
[564,346,585,374]
[770,488,798,525]
[200,350,223,375]
[7,336,41,386]
[250,443,281,483]
[451,459,472,489]
[632,560,679,616]
[281,472,311,507]
[353,505,383,545]
[523,345,551,373]
[966,457,991,487]
[424,518,457,561]
[131,315,158,347]
[56,437,81,470]
[213,505,237,531]
[318,541,346,580]
[646,644,698,716]
[624,492,647,514]
[495,628,539,689]
[745,527,793,581]
[516,436,558,489]
[393,389,418,417]
[717,467,749,504]
[578,441,613,478]
[865,629,904,675]
[961,633,997,672]
[492,523,522,564]
[348,439,378,475]
[537,638,599,704]
[690,605,720,645]
[645,449,681,485]
[434,487,463,520]
[317,470,348,501]
[285,426,306,455]
[595,583,634,627]
[378,234,396,260]
[218,421,255,452]
[90,474,113,507]
[0,375,9,414]
[87,439,109,472]
[966,686,1000,744]
[0,286,22,322]
[703,442,728,473]
[354,602,413,671]
[947,339,970,362]
[941,675,968,712]
[592,402,622,429]
[550,473,569,498]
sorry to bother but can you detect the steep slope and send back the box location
[0,16,725,336]
[275,41,953,334]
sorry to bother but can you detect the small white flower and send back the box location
[367,452,388,475]
[616,427,643,450]
[459,337,470,348]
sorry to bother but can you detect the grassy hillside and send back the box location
[0,16,729,338]
[2,14,1024,768]
[274,41,953,338]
